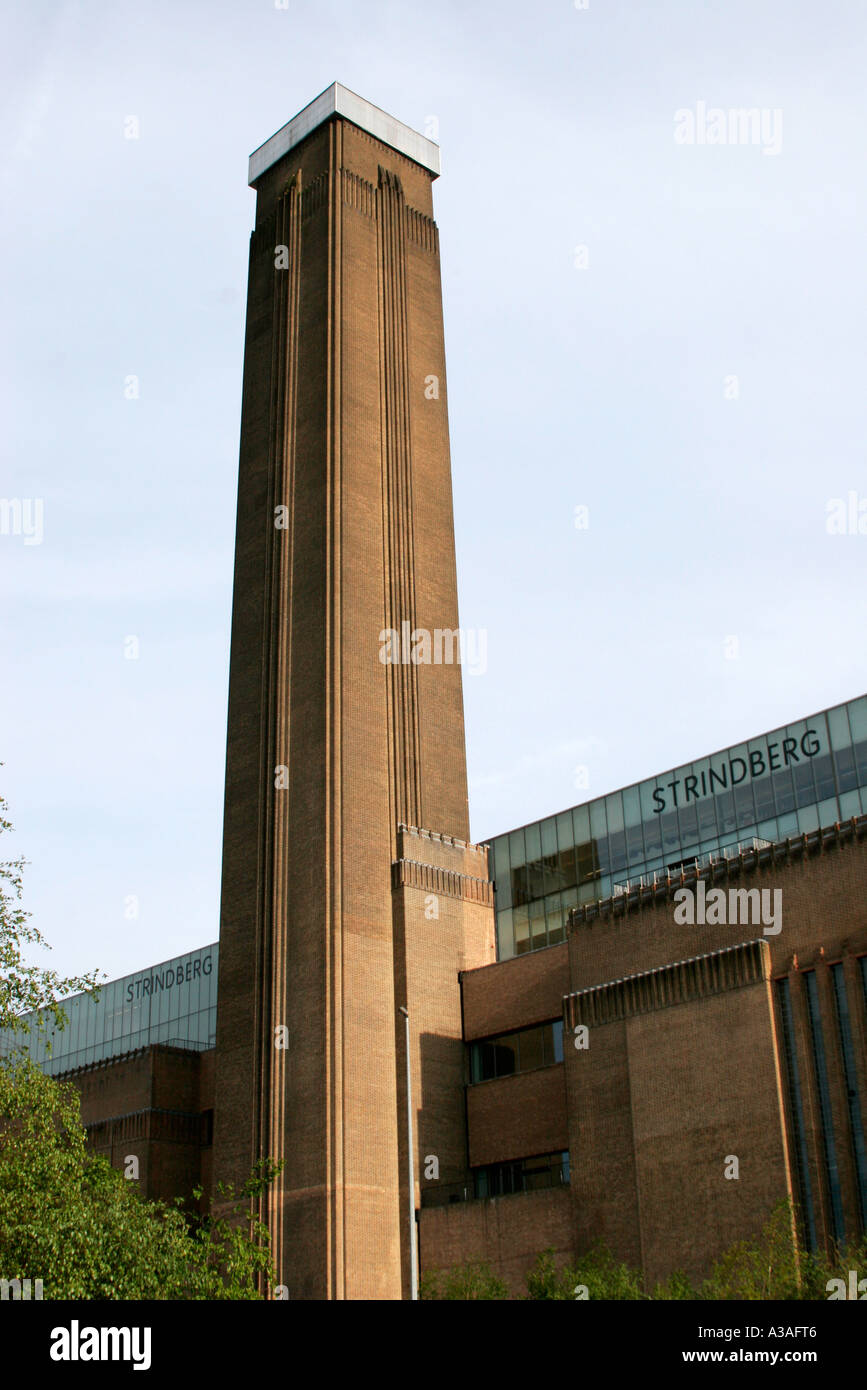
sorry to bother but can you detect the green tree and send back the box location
[0,1055,282,1298]
[524,1248,577,1300]
[651,1268,698,1300]
[699,1199,867,1301]
[525,1245,648,1300]
[699,1199,801,1300]
[0,788,282,1299]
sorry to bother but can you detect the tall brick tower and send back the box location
[212,85,496,1300]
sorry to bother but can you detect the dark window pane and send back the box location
[525,859,546,901]
[678,805,698,842]
[776,978,817,1250]
[794,764,816,809]
[805,971,846,1244]
[660,811,680,855]
[697,799,718,838]
[575,841,600,882]
[716,792,736,834]
[831,965,867,1228]
[643,819,662,857]
[594,835,611,875]
[511,864,528,907]
[754,776,775,819]
[556,847,577,890]
[519,1027,544,1072]
[493,1036,518,1077]
[813,752,836,800]
[734,783,755,829]
[834,746,857,794]
[523,1157,553,1191]
[772,769,796,815]
[607,831,627,873]
[625,826,644,864]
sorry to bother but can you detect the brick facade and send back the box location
[61,1044,215,1213]
[418,819,867,1294]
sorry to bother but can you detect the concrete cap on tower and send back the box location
[248,83,441,185]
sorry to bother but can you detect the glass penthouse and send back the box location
[0,942,219,1074]
[489,695,867,960]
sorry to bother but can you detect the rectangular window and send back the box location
[493,1035,518,1077]
[734,783,756,830]
[833,744,858,795]
[642,817,663,858]
[813,751,836,801]
[547,908,566,947]
[472,1151,570,1199]
[555,846,577,892]
[772,768,796,816]
[518,1026,545,1072]
[547,1019,564,1065]
[469,1019,565,1083]
[804,971,846,1244]
[775,978,817,1250]
[831,964,867,1230]
[794,763,816,809]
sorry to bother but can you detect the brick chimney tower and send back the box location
[212,85,495,1300]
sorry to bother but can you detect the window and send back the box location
[775,978,817,1250]
[469,1019,564,1083]
[804,971,846,1244]
[831,964,867,1230]
[473,1151,569,1199]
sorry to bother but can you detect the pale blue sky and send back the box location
[1,0,865,983]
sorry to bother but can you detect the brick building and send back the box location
[422,812,867,1292]
[3,86,866,1298]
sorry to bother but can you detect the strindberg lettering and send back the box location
[125,954,212,1003]
[651,730,821,813]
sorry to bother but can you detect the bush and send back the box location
[420,1259,509,1300]
[0,1054,281,1299]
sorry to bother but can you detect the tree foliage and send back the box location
[525,1245,647,1300]
[0,1054,282,1298]
[0,788,281,1299]
[420,1258,509,1300]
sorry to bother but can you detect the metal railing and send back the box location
[612,838,773,896]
